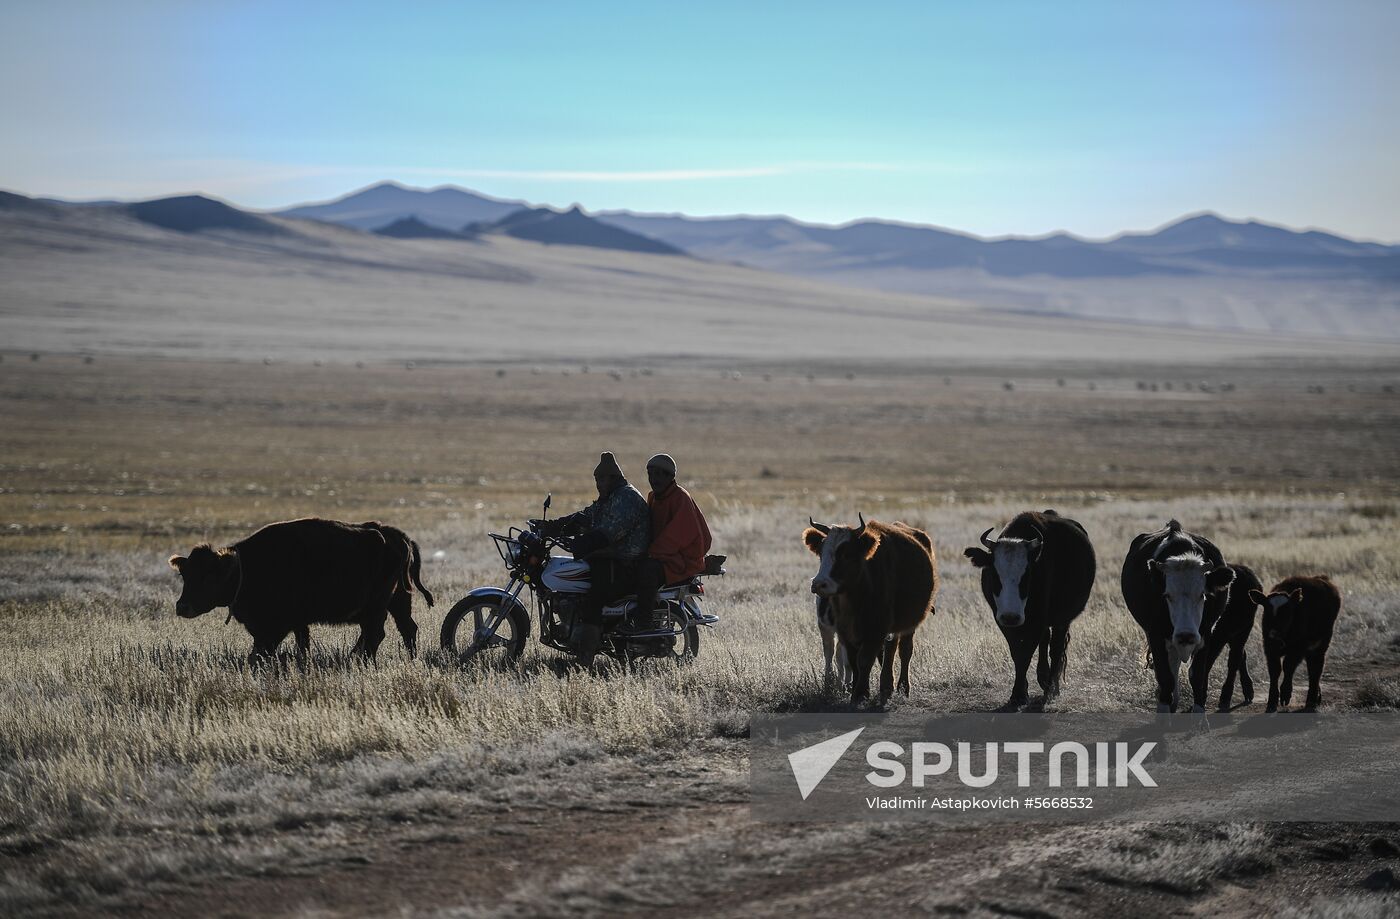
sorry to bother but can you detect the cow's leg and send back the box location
[356,616,387,662]
[1280,650,1304,709]
[1149,635,1178,712]
[1191,626,1229,713]
[849,640,878,705]
[836,641,850,688]
[1218,641,1238,711]
[248,628,290,667]
[877,636,896,706]
[1000,635,1036,712]
[896,633,914,697]
[1035,628,1052,697]
[1265,650,1283,712]
[1045,625,1070,702]
[1236,643,1255,704]
[1303,649,1326,711]
[388,588,418,658]
[294,626,311,662]
[819,622,837,682]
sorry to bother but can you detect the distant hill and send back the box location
[463,206,685,255]
[124,195,285,235]
[277,181,524,231]
[373,216,467,240]
[600,209,1400,282]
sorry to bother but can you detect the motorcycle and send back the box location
[440,494,722,665]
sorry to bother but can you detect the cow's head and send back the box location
[168,544,241,618]
[1248,586,1304,647]
[803,515,880,598]
[963,525,1043,628]
[1147,553,1234,655]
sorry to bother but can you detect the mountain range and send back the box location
[6,181,1400,341]
[274,181,1400,285]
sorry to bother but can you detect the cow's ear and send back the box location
[1146,558,1160,576]
[1247,589,1266,606]
[1289,588,1304,604]
[858,530,882,560]
[1207,565,1235,593]
[964,547,992,568]
[168,554,186,572]
[803,528,825,554]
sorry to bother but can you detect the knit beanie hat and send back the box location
[594,452,624,478]
[647,453,677,476]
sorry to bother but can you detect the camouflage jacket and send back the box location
[556,482,651,561]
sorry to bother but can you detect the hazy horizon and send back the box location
[4,2,1400,242]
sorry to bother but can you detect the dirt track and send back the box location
[103,649,1400,919]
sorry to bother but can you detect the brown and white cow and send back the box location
[170,517,434,663]
[803,515,937,705]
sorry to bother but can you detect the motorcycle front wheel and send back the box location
[440,597,529,663]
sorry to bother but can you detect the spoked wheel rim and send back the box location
[623,603,698,666]
[445,599,522,663]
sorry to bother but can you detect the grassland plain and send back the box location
[2,354,1400,917]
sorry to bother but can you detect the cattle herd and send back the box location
[804,512,1342,713]
[167,511,1343,714]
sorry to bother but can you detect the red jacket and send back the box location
[646,482,712,584]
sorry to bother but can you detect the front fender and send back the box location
[455,586,532,640]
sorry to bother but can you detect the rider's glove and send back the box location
[530,518,561,536]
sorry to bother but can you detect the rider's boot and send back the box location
[571,622,602,667]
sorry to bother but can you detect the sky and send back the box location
[2,1,1399,240]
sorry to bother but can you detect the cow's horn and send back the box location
[979,527,997,549]
[808,516,830,535]
[856,512,866,533]
[1026,527,1044,552]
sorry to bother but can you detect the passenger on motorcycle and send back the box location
[635,453,713,622]
[530,451,649,665]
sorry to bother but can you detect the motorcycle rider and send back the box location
[530,452,649,665]
[634,453,712,625]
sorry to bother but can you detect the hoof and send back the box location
[1266,705,1279,713]
[996,696,1030,713]
[1191,704,1205,714]
[1243,691,1254,704]
[1156,703,1172,714]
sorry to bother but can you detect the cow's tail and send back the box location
[407,538,434,608]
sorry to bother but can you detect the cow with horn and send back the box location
[802,513,938,705]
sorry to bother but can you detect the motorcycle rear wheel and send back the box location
[623,603,699,665]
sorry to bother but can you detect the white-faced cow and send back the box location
[1189,563,1262,712]
[803,515,937,705]
[1121,519,1235,712]
[1249,575,1342,712]
[169,517,434,663]
[963,509,1096,711]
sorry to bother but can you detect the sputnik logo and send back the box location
[788,727,866,800]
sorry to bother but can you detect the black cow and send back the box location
[1121,519,1236,712]
[169,517,434,662]
[1249,575,1342,712]
[963,510,1096,711]
[804,516,938,705]
[1189,563,1262,712]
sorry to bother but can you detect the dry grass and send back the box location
[2,355,1400,913]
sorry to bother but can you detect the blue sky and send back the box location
[2,1,1398,239]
